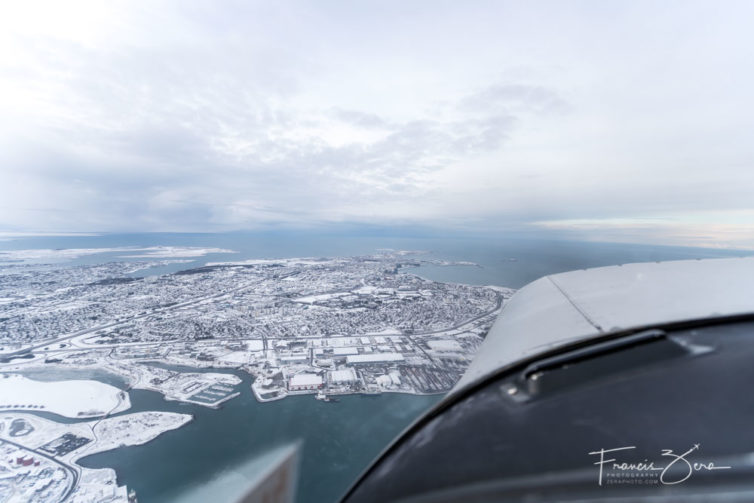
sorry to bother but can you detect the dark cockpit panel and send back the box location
[344,320,754,502]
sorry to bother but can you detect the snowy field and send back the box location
[0,246,236,264]
[0,374,130,418]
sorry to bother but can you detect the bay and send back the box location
[2,231,751,502]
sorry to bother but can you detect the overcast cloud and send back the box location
[1,0,753,247]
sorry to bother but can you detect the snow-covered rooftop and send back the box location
[333,347,359,355]
[347,353,404,364]
[289,373,323,387]
[427,339,463,352]
[330,368,357,383]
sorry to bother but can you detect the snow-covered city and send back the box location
[0,248,513,501]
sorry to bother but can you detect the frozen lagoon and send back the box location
[0,373,130,418]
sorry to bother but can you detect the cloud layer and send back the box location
[1,1,753,247]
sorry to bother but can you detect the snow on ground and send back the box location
[0,248,128,262]
[217,351,250,364]
[121,364,242,407]
[206,257,343,267]
[246,340,264,351]
[366,327,401,335]
[427,339,463,352]
[352,285,377,294]
[206,258,285,266]
[0,374,130,418]
[123,259,194,273]
[0,411,191,462]
[0,246,236,264]
[82,411,192,456]
[0,410,192,503]
[118,246,236,258]
[293,292,349,304]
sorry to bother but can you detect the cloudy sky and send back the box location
[1,0,753,247]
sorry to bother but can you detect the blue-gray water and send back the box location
[79,370,441,503]
[2,231,750,288]
[3,232,752,502]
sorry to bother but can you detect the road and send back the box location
[0,436,79,502]
[0,290,505,367]
[5,278,266,357]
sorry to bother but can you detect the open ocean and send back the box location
[2,232,751,502]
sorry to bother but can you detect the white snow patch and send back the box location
[118,247,236,258]
[0,374,130,418]
[427,339,463,352]
[0,246,236,263]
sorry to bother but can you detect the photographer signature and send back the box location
[588,444,731,486]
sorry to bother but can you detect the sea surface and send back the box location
[2,232,751,502]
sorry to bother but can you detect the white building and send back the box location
[279,354,308,364]
[288,373,323,391]
[427,339,463,352]
[333,347,359,356]
[329,368,358,384]
[346,353,404,364]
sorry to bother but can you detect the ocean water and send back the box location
[76,369,440,503]
[1,232,749,288]
[2,232,752,502]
